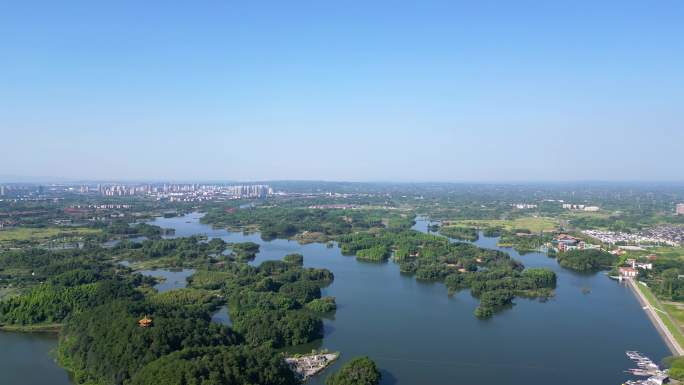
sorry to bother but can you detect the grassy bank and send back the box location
[0,227,101,242]
[633,281,684,351]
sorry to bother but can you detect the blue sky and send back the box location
[1,0,683,182]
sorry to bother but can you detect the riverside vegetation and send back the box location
[0,222,336,385]
[4,182,684,384]
[0,206,559,384]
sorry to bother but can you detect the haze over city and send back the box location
[2,1,683,182]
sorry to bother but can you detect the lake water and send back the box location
[0,331,72,385]
[138,267,196,293]
[0,212,671,385]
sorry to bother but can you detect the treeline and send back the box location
[130,346,298,385]
[105,222,172,239]
[637,257,684,301]
[201,206,413,241]
[439,226,479,242]
[0,247,154,325]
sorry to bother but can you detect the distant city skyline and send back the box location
[2,1,683,182]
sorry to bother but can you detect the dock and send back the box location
[623,351,668,385]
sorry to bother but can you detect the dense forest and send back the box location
[0,236,335,385]
[0,246,154,325]
[438,225,478,242]
[189,258,334,348]
[635,256,684,301]
[325,356,381,385]
[200,206,413,241]
[556,249,617,272]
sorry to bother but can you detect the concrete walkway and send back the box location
[627,278,684,356]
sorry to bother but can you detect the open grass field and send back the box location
[651,246,684,260]
[664,302,684,329]
[0,227,101,242]
[561,211,613,220]
[451,217,559,233]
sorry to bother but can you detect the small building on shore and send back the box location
[620,267,639,278]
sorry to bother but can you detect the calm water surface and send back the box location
[0,331,71,385]
[0,212,670,385]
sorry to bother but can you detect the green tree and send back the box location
[325,356,381,385]
[131,346,298,385]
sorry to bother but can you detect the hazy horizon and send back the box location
[3,174,684,186]
[2,1,683,182]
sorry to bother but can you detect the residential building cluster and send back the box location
[68,204,132,210]
[561,203,600,212]
[551,234,600,252]
[85,183,273,201]
[97,184,147,196]
[583,226,684,247]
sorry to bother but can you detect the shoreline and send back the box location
[626,278,684,356]
[0,323,62,333]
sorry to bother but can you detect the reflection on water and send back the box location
[138,268,195,293]
[0,331,72,385]
[210,306,232,327]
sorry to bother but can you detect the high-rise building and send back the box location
[0,185,5,196]
[677,203,684,216]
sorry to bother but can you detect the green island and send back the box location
[325,356,381,385]
[556,249,618,272]
[438,225,479,242]
[203,206,557,318]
